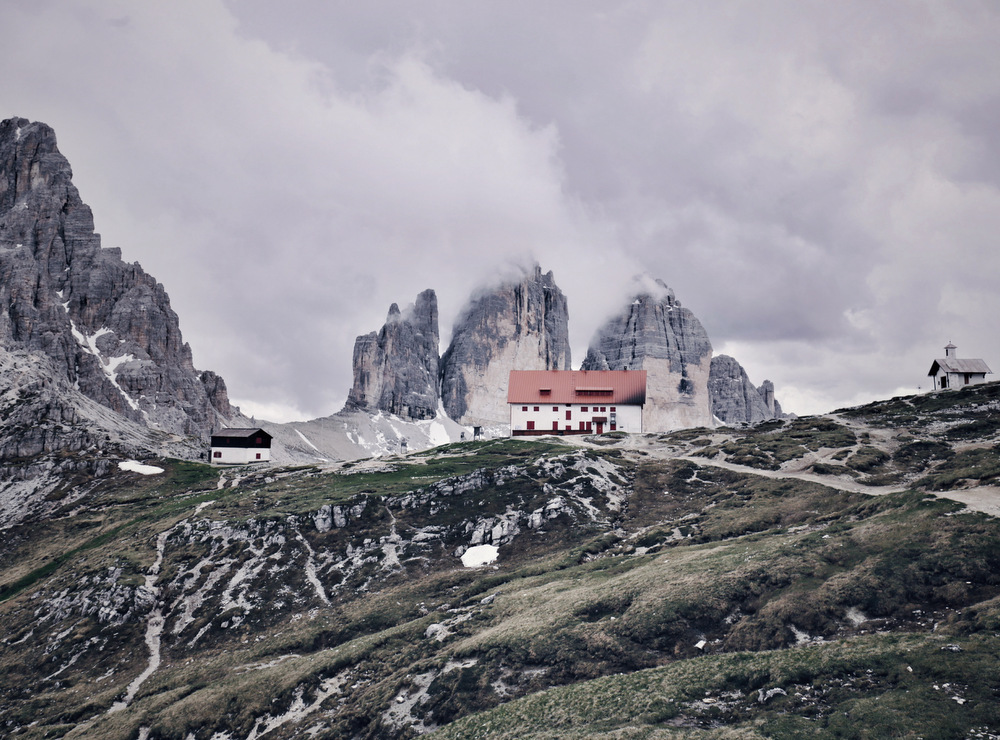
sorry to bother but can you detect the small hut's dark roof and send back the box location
[210,428,272,448]
[212,427,270,438]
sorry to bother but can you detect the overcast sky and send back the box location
[5,1,1000,421]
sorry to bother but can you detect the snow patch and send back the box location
[70,322,140,411]
[425,419,450,447]
[461,544,498,567]
[294,530,330,605]
[118,460,164,475]
[295,428,321,452]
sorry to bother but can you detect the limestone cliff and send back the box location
[707,356,788,424]
[708,355,768,424]
[0,118,232,439]
[581,280,713,431]
[344,289,440,420]
[440,265,570,424]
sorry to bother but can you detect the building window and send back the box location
[527,420,535,430]
[600,406,607,412]
[579,421,586,431]
[582,406,588,412]
[566,410,572,420]
[256,437,262,444]
[610,423,617,431]
[565,425,571,431]
[553,406,559,412]
[552,421,558,431]
[533,406,539,411]
[587,421,592,431]
[522,406,528,411]
[610,407,616,412]
[213,451,221,458]
[256,453,261,460]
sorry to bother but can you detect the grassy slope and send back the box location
[1,387,999,739]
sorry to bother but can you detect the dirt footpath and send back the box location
[564,433,999,519]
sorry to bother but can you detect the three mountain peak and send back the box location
[346,268,784,431]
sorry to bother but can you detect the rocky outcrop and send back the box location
[757,379,785,418]
[0,118,232,439]
[440,265,570,424]
[581,280,713,431]
[344,289,440,420]
[708,355,769,424]
[708,356,787,425]
[0,346,211,528]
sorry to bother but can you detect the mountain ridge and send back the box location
[0,117,233,443]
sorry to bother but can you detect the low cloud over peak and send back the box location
[4,0,999,419]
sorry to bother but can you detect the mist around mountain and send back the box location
[2,381,999,738]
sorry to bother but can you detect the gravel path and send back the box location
[561,431,998,518]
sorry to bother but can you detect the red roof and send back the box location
[507,370,647,405]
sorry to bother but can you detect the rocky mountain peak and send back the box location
[439,264,570,424]
[0,117,233,441]
[581,279,713,431]
[344,288,440,420]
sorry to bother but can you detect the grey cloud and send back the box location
[4,0,999,418]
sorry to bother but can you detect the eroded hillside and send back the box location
[2,384,1000,739]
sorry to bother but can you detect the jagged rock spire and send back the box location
[440,264,570,424]
[345,289,440,420]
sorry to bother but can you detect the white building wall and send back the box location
[933,371,988,390]
[211,447,271,464]
[510,402,642,434]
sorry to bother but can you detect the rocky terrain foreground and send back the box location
[2,383,1000,739]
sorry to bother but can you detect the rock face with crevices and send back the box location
[344,289,441,420]
[440,265,570,425]
[581,280,713,431]
[0,117,232,439]
[708,354,785,424]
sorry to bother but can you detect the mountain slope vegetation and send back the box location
[2,384,999,739]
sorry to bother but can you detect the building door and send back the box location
[596,422,604,434]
